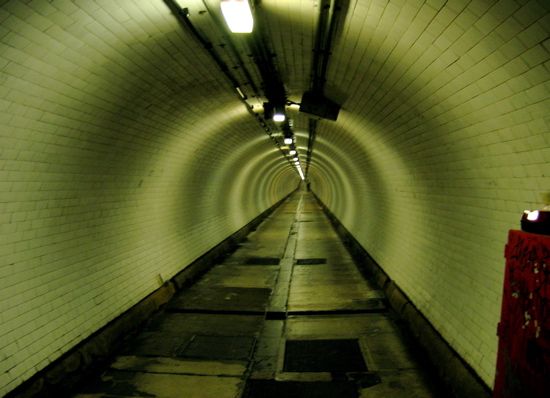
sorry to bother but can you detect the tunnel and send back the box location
[1,0,549,396]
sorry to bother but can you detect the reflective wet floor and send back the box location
[73,192,444,397]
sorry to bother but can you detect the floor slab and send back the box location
[70,192,444,397]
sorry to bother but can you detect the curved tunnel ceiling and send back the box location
[0,0,549,394]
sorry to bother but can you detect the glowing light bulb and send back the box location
[221,0,254,33]
[527,210,540,221]
[273,113,285,122]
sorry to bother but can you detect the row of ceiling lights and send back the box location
[283,133,305,181]
[222,0,304,180]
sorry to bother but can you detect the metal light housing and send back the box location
[221,0,253,33]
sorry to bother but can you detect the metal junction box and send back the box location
[494,230,550,397]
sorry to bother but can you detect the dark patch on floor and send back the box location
[168,287,272,312]
[242,379,359,398]
[283,339,367,372]
[296,258,327,265]
[146,313,264,337]
[243,257,281,265]
[78,370,155,397]
[349,298,387,311]
[121,332,194,357]
[177,335,256,360]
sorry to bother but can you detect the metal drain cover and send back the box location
[296,258,327,265]
[283,339,367,372]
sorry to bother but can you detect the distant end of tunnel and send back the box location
[0,0,549,396]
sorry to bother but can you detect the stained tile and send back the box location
[148,313,264,336]
[120,332,193,357]
[197,265,278,288]
[111,356,247,376]
[169,287,272,312]
[76,370,241,398]
[178,335,255,360]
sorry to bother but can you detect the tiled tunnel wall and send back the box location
[0,0,548,396]
[0,2,297,395]
[308,0,549,386]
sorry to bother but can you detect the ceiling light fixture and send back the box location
[272,104,286,122]
[273,113,285,122]
[235,86,246,99]
[263,102,286,122]
[284,137,293,145]
[221,0,254,33]
[289,150,296,155]
[297,167,305,180]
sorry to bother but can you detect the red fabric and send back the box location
[494,230,550,397]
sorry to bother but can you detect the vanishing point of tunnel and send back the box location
[1,0,549,397]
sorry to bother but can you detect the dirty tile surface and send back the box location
[72,191,444,397]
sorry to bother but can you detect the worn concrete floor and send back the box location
[73,192,445,397]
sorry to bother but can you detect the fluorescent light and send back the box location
[289,150,296,155]
[273,113,285,122]
[235,86,246,99]
[221,0,253,33]
[272,103,285,122]
[284,137,293,145]
[293,157,299,161]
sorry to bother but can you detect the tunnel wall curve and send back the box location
[0,2,299,395]
[0,0,549,395]
[308,0,550,388]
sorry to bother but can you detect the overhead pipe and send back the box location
[318,0,344,93]
[305,0,331,178]
[305,118,318,178]
[247,7,287,107]
[305,0,344,178]
[163,0,298,173]
[163,0,240,88]
[198,0,260,97]
[311,0,332,93]
[247,2,304,175]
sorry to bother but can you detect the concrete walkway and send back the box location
[73,192,444,397]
